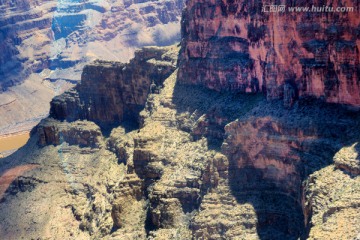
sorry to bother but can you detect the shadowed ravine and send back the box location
[172,79,360,239]
[224,104,360,239]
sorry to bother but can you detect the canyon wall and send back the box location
[49,46,177,130]
[0,46,359,239]
[178,0,360,106]
[0,0,185,142]
[0,0,184,90]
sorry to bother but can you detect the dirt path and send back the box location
[0,164,39,200]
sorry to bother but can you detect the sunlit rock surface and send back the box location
[0,45,359,239]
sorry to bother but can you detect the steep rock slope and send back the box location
[0,45,359,239]
[178,0,360,106]
[1,0,360,238]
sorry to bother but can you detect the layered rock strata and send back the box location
[178,0,360,106]
[0,0,185,91]
[3,0,360,233]
[0,44,359,239]
[49,46,177,129]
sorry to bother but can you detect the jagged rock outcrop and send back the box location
[0,46,178,238]
[1,45,360,239]
[49,46,177,129]
[36,119,103,148]
[178,0,360,106]
[333,143,360,175]
[304,164,360,239]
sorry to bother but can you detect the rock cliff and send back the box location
[49,46,177,129]
[0,45,359,239]
[0,0,185,139]
[178,0,360,106]
[0,0,360,239]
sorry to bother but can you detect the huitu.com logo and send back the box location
[262,5,355,13]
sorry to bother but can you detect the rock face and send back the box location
[178,0,360,106]
[1,45,360,239]
[36,119,103,148]
[0,46,180,239]
[221,106,359,239]
[49,46,177,129]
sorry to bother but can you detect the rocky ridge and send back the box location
[48,46,177,130]
[0,45,359,239]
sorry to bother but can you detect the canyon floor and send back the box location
[0,132,29,158]
[0,46,359,239]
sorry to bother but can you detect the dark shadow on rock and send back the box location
[171,80,360,239]
[229,166,304,239]
[225,98,360,239]
[171,79,264,149]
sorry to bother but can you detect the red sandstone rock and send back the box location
[178,0,360,106]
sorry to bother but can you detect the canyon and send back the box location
[0,0,185,147]
[0,0,359,239]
